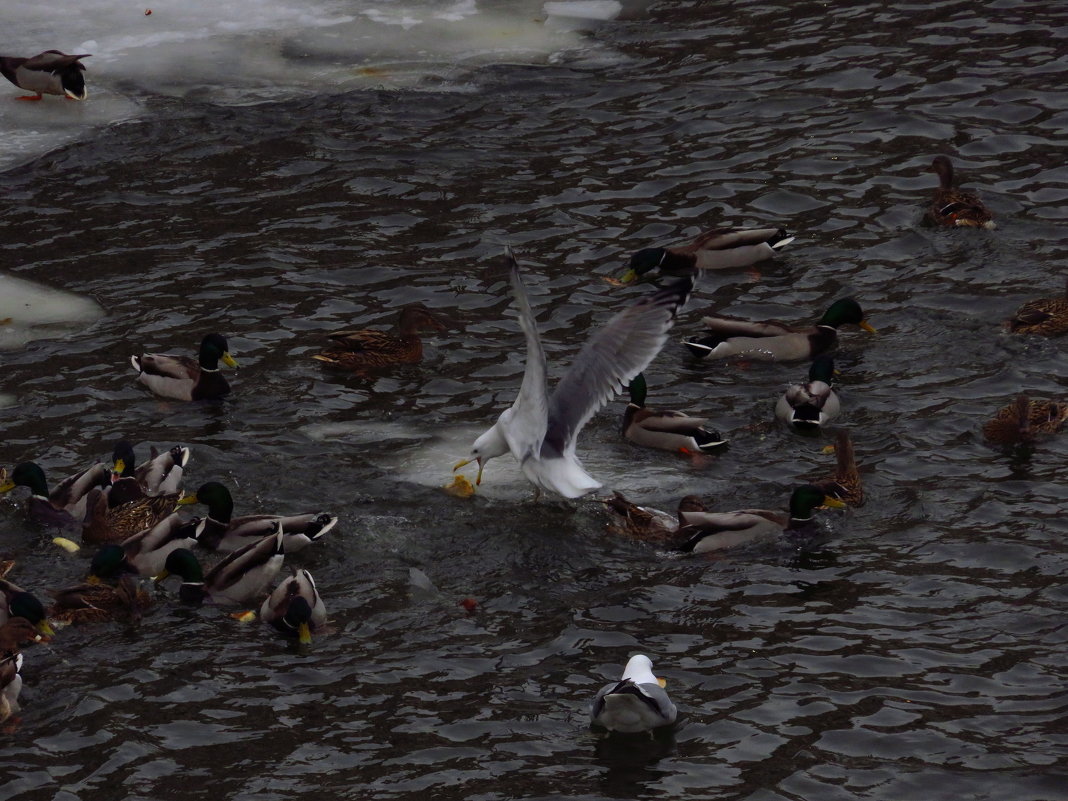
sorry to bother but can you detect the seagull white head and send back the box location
[621,654,660,686]
[454,419,510,485]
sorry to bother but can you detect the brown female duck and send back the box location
[47,576,152,625]
[313,304,446,370]
[1004,278,1068,336]
[927,156,995,229]
[602,492,708,543]
[982,394,1068,447]
[812,430,865,507]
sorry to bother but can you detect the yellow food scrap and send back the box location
[444,474,475,498]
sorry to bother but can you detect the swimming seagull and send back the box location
[454,248,694,498]
[590,654,677,733]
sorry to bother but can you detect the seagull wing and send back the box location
[500,248,551,460]
[543,274,695,458]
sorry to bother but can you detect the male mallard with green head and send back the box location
[313,304,446,370]
[684,299,875,361]
[1004,278,1068,336]
[672,485,846,553]
[0,461,110,529]
[775,355,840,429]
[982,394,1068,447]
[0,579,55,637]
[178,481,336,553]
[623,373,727,454]
[927,156,995,229]
[156,528,285,606]
[261,569,327,645]
[0,51,90,100]
[131,333,238,401]
[620,227,794,283]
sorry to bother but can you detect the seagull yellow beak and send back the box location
[657,677,667,688]
[860,321,877,333]
[453,458,486,485]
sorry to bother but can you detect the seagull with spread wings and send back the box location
[454,248,694,499]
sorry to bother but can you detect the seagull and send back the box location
[454,248,694,499]
[590,654,677,733]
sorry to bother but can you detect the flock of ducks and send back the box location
[0,75,1064,731]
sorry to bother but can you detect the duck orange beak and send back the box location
[860,321,877,333]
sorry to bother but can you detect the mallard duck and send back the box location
[982,394,1068,447]
[683,298,876,361]
[623,373,727,453]
[812,430,865,507]
[90,513,201,579]
[590,654,677,733]
[130,333,238,401]
[111,440,190,496]
[312,304,446,370]
[260,569,327,645]
[927,155,995,230]
[673,484,846,553]
[775,355,840,429]
[0,51,90,100]
[81,478,181,545]
[0,652,23,726]
[621,227,795,283]
[1004,278,1068,336]
[0,617,44,654]
[602,492,707,543]
[177,481,336,553]
[157,529,285,605]
[0,580,55,636]
[0,461,111,529]
[47,575,152,625]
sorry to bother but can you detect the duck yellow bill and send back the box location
[619,269,639,284]
[153,568,171,582]
[821,496,848,509]
[222,352,239,368]
[298,622,312,645]
[452,458,485,486]
[860,321,877,333]
[37,619,56,637]
[177,494,199,506]
[0,479,15,493]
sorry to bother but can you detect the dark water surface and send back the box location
[2,1,1067,799]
